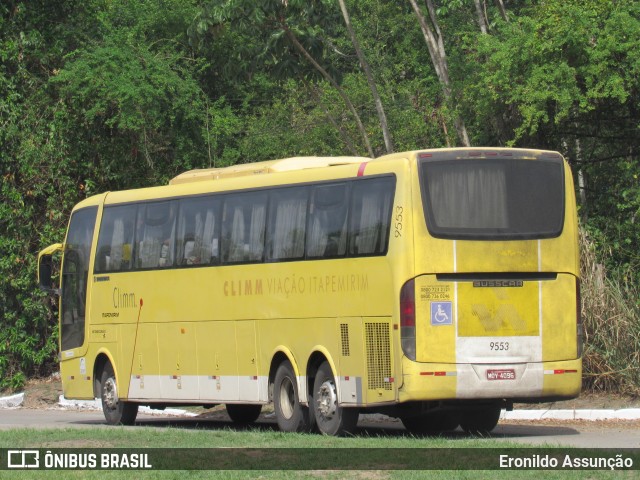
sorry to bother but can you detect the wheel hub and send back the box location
[317,380,337,419]
[279,376,295,420]
[103,377,119,410]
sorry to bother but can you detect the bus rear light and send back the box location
[400,279,416,361]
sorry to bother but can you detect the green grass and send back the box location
[0,426,636,479]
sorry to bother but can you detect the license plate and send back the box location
[487,369,516,380]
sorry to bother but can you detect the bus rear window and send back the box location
[419,157,565,239]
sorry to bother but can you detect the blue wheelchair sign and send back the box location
[431,301,452,326]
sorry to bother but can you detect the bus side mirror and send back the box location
[38,243,63,295]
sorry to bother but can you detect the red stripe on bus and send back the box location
[357,162,368,177]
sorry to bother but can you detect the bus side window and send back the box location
[95,206,136,273]
[266,187,308,261]
[176,196,221,266]
[349,177,395,256]
[222,192,267,264]
[136,201,177,269]
[307,183,349,258]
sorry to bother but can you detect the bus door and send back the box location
[59,206,98,398]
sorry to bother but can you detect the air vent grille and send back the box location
[340,323,350,357]
[365,322,392,390]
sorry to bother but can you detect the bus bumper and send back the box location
[398,357,582,403]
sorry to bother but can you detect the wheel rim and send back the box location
[317,379,337,420]
[278,376,296,420]
[103,377,118,411]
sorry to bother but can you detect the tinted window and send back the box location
[136,201,177,269]
[61,206,97,351]
[222,192,267,263]
[176,196,221,266]
[267,187,308,261]
[420,158,565,239]
[307,183,349,258]
[95,205,136,272]
[349,177,394,255]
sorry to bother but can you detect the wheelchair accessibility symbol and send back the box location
[431,301,452,326]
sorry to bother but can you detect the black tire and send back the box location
[459,404,501,435]
[273,360,315,432]
[312,361,359,436]
[226,404,262,425]
[400,412,459,435]
[100,362,138,425]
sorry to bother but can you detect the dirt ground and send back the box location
[15,375,65,409]
[5,375,640,412]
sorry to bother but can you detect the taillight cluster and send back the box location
[400,279,416,361]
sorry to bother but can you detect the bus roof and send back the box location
[169,148,566,185]
[169,156,370,185]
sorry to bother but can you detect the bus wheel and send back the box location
[226,404,262,425]
[459,404,501,435]
[400,412,459,435]
[100,363,138,425]
[273,360,314,432]
[312,361,358,436]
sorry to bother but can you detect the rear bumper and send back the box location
[398,357,581,403]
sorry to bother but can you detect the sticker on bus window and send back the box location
[431,302,452,326]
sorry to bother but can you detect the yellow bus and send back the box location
[38,148,582,435]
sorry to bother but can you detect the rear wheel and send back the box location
[312,361,359,436]
[400,412,459,435]
[226,404,262,425]
[100,363,138,425]
[459,404,501,435]
[273,360,314,432]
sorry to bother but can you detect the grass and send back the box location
[0,425,637,479]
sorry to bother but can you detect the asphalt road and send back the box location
[1,408,639,448]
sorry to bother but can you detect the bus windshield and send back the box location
[419,156,565,240]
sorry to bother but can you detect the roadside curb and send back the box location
[502,409,640,421]
[0,393,25,409]
[57,396,198,417]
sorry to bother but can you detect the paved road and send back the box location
[1,409,639,448]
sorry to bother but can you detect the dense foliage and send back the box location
[1,0,638,391]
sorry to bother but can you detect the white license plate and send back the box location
[487,369,516,380]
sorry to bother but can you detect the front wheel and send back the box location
[312,361,359,436]
[273,360,315,432]
[100,363,138,425]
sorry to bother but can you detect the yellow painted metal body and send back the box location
[42,149,581,407]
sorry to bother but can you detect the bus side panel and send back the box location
[89,275,142,400]
[336,317,365,405]
[155,322,198,400]
[60,356,93,399]
[127,323,161,399]
[117,323,137,399]
[235,320,260,401]
[196,321,241,402]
